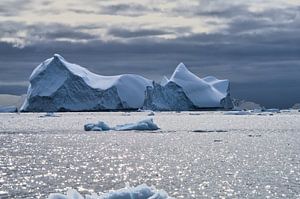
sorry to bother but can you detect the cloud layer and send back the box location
[0,0,299,108]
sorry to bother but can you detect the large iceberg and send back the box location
[21,54,152,112]
[21,54,232,112]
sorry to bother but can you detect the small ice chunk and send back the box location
[40,112,60,117]
[84,118,159,131]
[84,121,111,131]
[47,184,174,199]
[147,111,155,116]
[114,118,159,131]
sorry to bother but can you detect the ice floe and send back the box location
[84,118,159,131]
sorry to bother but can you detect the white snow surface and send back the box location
[84,118,159,131]
[168,63,229,108]
[48,184,173,199]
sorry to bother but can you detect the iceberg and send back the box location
[21,54,232,112]
[143,63,233,110]
[48,184,174,199]
[21,54,152,112]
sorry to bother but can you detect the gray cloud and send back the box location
[108,28,172,38]
[0,0,32,16]
[100,3,161,16]
[68,3,161,17]
[1,1,300,108]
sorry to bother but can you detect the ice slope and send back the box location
[168,63,230,108]
[21,54,152,112]
[143,82,196,111]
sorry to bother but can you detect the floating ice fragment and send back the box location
[192,129,227,133]
[147,111,155,116]
[84,122,111,131]
[114,118,159,131]
[224,110,252,115]
[84,118,159,131]
[48,184,174,199]
[39,112,60,117]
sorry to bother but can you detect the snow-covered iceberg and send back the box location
[48,184,173,199]
[21,54,152,112]
[21,54,232,112]
[143,63,233,110]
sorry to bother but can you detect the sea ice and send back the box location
[48,184,173,199]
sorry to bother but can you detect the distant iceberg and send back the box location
[48,184,174,199]
[21,54,233,112]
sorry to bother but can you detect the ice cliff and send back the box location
[21,54,232,112]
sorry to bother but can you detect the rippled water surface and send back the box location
[0,111,300,198]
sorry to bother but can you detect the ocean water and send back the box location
[0,111,299,198]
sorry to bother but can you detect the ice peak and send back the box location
[170,62,191,80]
[53,54,65,62]
[176,62,187,71]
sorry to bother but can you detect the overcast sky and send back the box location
[0,0,300,108]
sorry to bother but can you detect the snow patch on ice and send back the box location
[48,184,173,199]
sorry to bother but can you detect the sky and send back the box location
[0,0,299,108]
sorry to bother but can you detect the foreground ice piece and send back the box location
[84,118,159,131]
[48,184,173,199]
[21,54,152,112]
[0,105,17,113]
